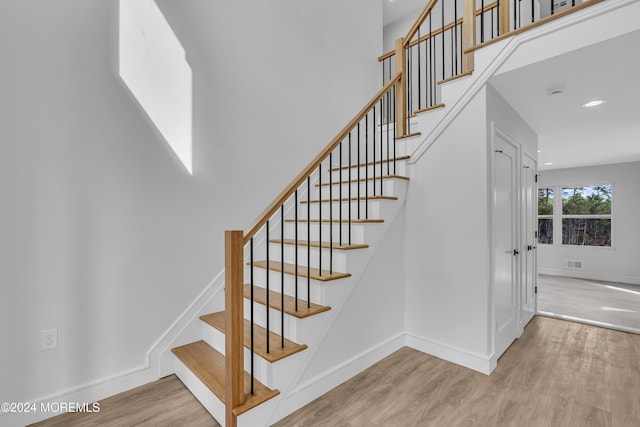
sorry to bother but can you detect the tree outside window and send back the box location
[561,185,612,247]
[538,188,554,244]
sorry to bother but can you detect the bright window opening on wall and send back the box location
[562,185,612,247]
[538,188,554,244]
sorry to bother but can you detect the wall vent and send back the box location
[566,260,583,269]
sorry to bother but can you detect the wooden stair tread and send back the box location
[396,132,421,140]
[284,218,383,223]
[200,312,307,363]
[301,196,398,204]
[269,239,369,250]
[251,260,350,281]
[413,103,445,116]
[244,284,331,319]
[317,174,409,186]
[171,340,279,416]
[330,156,410,171]
[438,70,473,85]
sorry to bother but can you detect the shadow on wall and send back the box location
[118,0,193,174]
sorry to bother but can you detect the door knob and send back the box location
[513,249,520,256]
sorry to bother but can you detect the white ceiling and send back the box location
[490,29,640,171]
[383,0,426,26]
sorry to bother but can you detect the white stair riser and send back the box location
[304,200,382,220]
[201,323,306,390]
[245,266,326,302]
[284,222,369,244]
[326,161,408,182]
[242,299,331,344]
[173,355,226,427]
[268,243,350,272]
[315,178,404,198]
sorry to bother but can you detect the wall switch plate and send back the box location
[41,328,58,351]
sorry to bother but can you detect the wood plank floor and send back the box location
[32,316,640,426]
[275,316,639,427]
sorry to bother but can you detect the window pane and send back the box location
[538,218,553,244]
[562,185,611,215]
[562,218,611,246]
[538,188,554,215]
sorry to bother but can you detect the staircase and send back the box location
[165,0,609,425]
[172,151,412,426]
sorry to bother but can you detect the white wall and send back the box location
[486,84,538,156]
[403,89,493,373]
[0,0,381,421]
[538,162,640,284]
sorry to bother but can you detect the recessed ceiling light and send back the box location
[581,99,606,108]
[544,162,553,166]
[537,150,541,153]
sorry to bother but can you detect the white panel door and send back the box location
[521,153,537,327]
[493,133,519,358]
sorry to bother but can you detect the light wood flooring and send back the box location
[32,316,640,426]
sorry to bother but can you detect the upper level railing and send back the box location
[223,0,601,425]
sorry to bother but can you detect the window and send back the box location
[561,185,612,247]
[538,188,554,244]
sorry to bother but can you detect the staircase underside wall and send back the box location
[268,207,407,424]
[403,89,493,374]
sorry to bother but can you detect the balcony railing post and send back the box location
[499,0,510,35]
[225,230,245,427]
[462,0,476,73]
[394,37,407,138]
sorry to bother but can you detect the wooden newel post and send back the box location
[225,230,245,427]
[499,0,510,36]
[462,0,476,73]
[394,37,407,138]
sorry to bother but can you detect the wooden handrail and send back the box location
[378,2,497,62]
[242,72,402,243]
[403,0,439,47]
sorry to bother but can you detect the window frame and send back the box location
[560,184,614,248]
[537,183,615,249]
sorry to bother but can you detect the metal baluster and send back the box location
[280,206,284,348]
[365,114,369,220]
[393,85,397,175]
[318,164,322,277]
[329,154,333,275]
[307,177,310,308]
[295,190,298,312]
[348,133,352,246]
[442,0,445,80]
[339,143,342,246]
[266,220,270,354]
[429,14,434,106]
[387,90,395,175]
[481,0,485,43]
[380,98,384,195]
[497,0,500,36]
[373,106,376,197]
[455,0,459,74]
[491,8,495,39]
[551,0,555,15]
[357,123,361,219]
[250,237,254,395]
[418,27,422,110]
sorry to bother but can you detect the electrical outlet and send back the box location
[41,328,58,351]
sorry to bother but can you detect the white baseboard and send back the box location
[405,332,494,375]
[267,333,405,425]
[538,268,640,285]
[1,365,155,427]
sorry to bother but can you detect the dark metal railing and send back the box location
[226,74,401,413]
